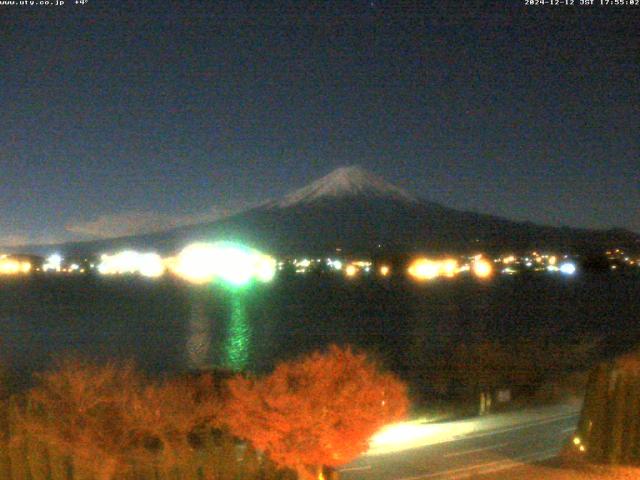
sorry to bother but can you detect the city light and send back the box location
[502,255,516,264]
[294,258,312,273]
[0,258,31,275]
[471,256,493,278]
[172,242,277,286]
[255,254,277,282]
[98,251,165,278]
[472,257,493,279]
[345,264,358,277]
[379,265,390,277]
[138,253,165,278]
[408,258,440,281]
[441,259,459,278]
[172,243,219,284]
[559,262,576,275]
[43,254,62,272]
[214,246,258,286]
[407,258,463,281]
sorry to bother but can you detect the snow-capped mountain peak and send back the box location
[274,166,418,208]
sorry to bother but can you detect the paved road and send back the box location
[340,404,580,480]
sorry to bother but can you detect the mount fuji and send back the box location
[269,166,418,208]
[11,166,640,257]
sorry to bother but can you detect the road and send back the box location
[340,404,581,480]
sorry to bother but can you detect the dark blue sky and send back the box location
[1,1,638,245]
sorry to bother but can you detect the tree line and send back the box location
[0,345,408,480]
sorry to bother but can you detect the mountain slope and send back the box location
[270,166,418,207]
[7,166,640,257]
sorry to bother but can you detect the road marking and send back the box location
[339,465,372,472]
[396,448,558,480]
[443,442,509,458]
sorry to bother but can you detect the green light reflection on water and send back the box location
[225,293,250,370]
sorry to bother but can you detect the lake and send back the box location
[0,272,638,392]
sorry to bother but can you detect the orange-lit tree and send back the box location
[226,345,409,480]
[21,357,143,480]
[120,371,227,469]
[21,358,229,480]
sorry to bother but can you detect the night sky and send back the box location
[1,1,638,246]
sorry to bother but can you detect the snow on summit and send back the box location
[275,166,418,208]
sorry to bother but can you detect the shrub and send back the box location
[226,345,409,480]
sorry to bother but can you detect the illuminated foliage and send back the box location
[226,345,409,480]
[119,372,227,468]
[20,358,227,479]
[21,357,142,480]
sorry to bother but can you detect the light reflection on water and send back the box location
[0,274,638,382]
[185,291,212,370]
[224,293,250,370]
[184,288,251,371]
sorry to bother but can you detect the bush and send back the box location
[225,344,409,480]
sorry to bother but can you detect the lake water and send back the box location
[1,272,639,390]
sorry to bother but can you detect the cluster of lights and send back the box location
[170,242,276,286]
[407,257,492,281]
[43,254,63,272]
[33,243,278,285]
[42,254,93,274]
[606,248,639,270]
[6,244,635,283]
[408,258,449,281]
[284,257,382,278]
[495,251,576,276]
[342,261,391,278]
[344,260,373,278]
[0,255,31,275]
[293,258,312,273]
[471,256,493,279]
[327,259,343,270]
[98,251,165,278]
[345,263,358,277]
[290,257,345,274]
[559,262,576,275]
